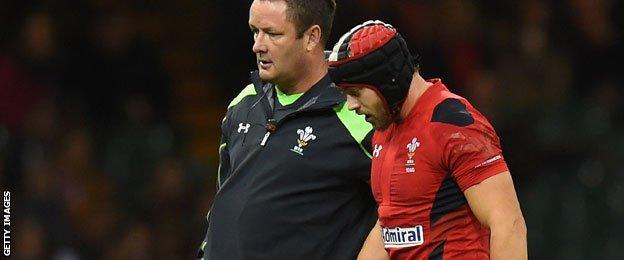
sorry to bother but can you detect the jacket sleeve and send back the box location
[196,114,231,260]
[334,102,374,182]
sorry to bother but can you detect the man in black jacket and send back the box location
[197,0,379,259]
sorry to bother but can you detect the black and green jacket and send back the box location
[199,71,376,260]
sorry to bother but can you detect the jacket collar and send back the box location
[250,70,345,113]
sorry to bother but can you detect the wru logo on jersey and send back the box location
[290,126,316,155]
[405,137,420,173]
[238,123,250,133]
[382,225,424,248]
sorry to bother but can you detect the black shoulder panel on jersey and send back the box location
[428,241,445,260]
[431,98,474,127]
[430,174,467,225]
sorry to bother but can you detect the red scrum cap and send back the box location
[328,20,417,114]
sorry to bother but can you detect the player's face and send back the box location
[340,85,393,130]
[249,0,305,85]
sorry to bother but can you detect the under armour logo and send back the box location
[238,123,250,133]
[373,144,383,158]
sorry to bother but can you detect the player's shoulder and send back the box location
[427,96,497,140]
[227,83,257,109]
[430,97,475,127]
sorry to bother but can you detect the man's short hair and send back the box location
[262,0,336,46]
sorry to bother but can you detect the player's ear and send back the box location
[304,25,321,51]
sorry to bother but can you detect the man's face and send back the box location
[249,0,306,85]
[340,85,393,130]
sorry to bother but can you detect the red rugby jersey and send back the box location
[371,79,509,259]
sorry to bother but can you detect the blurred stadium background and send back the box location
[0,0,622,259]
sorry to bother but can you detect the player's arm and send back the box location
[464,171,527,260]
[357,220,388,260]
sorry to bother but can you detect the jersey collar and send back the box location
[402,78,446,122]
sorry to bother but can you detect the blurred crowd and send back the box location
[1,0,623,259]
[1,1,214,259]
